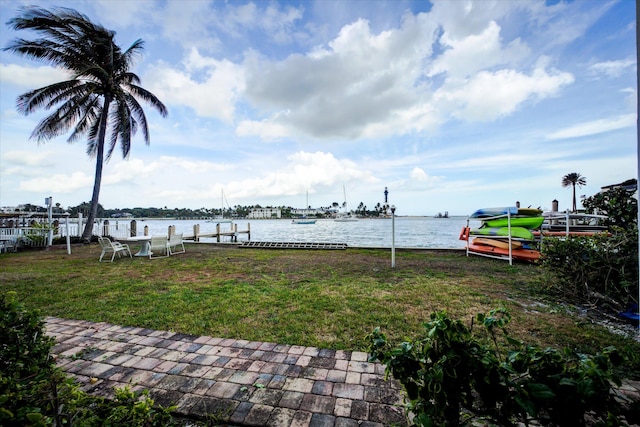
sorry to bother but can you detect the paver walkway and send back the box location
[45,317,407,427]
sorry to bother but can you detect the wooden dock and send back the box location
[180,222,250,243]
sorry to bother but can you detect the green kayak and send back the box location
[483,216,544,229]
[469,226,534,240]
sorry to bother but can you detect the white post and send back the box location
[45,196,53,246]
[65,214,71,254]
[391,205,396,268]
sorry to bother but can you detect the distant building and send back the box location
[600,178,637,193]
[248,208,281,219]
[291,208,320,216]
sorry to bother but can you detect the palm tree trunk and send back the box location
[81,96,111,242]
[572,184,577,212]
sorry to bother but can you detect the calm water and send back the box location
[121,217,469,249]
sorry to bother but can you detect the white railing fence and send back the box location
[0,227,48,248]
[0,218,134,249]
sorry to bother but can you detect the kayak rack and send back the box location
[464,210,540,265]
[240,241,347,250]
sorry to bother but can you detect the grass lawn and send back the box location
[2,242,639,372]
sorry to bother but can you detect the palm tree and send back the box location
[4,6,167,242]
[562,172,587,212]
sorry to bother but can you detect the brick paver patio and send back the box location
[45,317,407,426]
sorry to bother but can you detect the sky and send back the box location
[0,0,637,216]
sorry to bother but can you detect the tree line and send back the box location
[13,201,390,219]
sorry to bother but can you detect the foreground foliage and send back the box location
[541,184,638,311]
[368,309,633,427]
[0,292,189,426]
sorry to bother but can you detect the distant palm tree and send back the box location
[4,6,167,242]
[562,172,587,212]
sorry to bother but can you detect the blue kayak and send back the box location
[470,207,518,219]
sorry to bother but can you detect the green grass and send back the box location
[1,243,638,370]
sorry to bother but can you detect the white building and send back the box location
[248,208,281,219]
[291,208,320,216]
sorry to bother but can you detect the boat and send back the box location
[518,208,543,216]
[472,237,524,249]
[292,218,317,224]
[470,207,542,219]
[334,186,358,222]
[206,189,232,223]
[469,207,518,219]
[539,212,609,236]
[468,240,541,262]
[464,206,541,264]
[292,191,317,224]
[482,216,544,229]
[334,212,358,222]
[468,226,534,240]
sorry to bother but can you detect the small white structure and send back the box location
[248,208,281,219]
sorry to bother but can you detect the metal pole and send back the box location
[46,196,53,246]
[65,214,71,254]
[391,205,396,268]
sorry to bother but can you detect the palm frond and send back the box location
[127,83,169,117]
[7,5,166,160]
[16,80,80,114]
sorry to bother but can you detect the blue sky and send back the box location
[0,0,636,215]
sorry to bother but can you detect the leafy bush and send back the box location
[540,227,638,308]
[368,309,628,427]
[0,291,193,426]
[541,184,638,310]
[582,186,638,228]
[0,291,57,424]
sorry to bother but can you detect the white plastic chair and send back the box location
[168,233,185,254]
[149,236,170,258]
[98,237,132,262]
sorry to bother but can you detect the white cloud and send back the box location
[156,0,221,53]
[0,64,70,88]
[92,0,154,29]
[0,0,635,216]
[242,14,438,140]
[435,58,574,121]
[228,151,377,199]
[19,171,93,193]
[219,2,304,44]
[589,58,636,79]
[546,113,636,140]
[429,0,516,41]
[409,167,440,184]
[428,20,529,79]
[236,118,290,140]
[1,150,56,167]
[144,50,244,122]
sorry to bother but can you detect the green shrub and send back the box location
[368,309,627,427]
[0,291,57,425]
[540,226,638,308]
[582,186,638,229]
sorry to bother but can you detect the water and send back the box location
[121,217,469,249]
